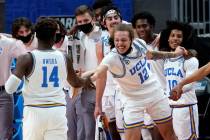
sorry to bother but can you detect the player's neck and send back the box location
[38,39,54,50]
[38,42,53,50]
[145,33,156,44]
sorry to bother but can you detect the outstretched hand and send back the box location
[169,84,183,101]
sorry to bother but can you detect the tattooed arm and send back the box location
[146,46,185,60]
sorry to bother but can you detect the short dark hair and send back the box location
[55,20,67,35]
[131,11,156,28]
[75,5,94,17]
[35,18,57,42]
[92,0,113,10]
[12,17,34,38]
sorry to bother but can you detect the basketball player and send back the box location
[0,34,26,140]
[95,6,122,140]
[131,11,164,140]
[5,18,93,140]
[91,24,185,140]
[161,21,199,140]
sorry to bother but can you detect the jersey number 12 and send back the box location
[41,66,59,87]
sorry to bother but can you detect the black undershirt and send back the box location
[119,46,132,56]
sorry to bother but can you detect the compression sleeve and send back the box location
[5,74,22,94]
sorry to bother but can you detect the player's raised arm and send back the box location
[180,62,210,85]
[90,64,108,82]
[171,62,210,100]
[146,46,185,60]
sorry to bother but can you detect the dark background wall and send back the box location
[134,0,172,33]
[0,0,4,32]
[4,0,133,33]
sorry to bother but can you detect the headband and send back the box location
[102,9,121,22]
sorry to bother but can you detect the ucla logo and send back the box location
[124,59,130,65]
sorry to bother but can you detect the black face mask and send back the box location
[55,33,65,43]
[77,22,93,34]
[17,33,33,43]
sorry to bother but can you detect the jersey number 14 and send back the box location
[41,66,59,87]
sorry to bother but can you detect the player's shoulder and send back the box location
[133,38,146,44]
[18,52,32,61]
[132,38,148,55]
[0,35,26,51]
[16,52,33,69]
[184,56,198,65]
[0,34,15,44]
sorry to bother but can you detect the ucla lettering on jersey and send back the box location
[129,57,147,75]
[130,58,149,84]
[164,67,184,78]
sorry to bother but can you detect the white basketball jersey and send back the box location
[164,56,198,105]
[22,50,67,106]
[101,30,117,96]
[146,44,166,90]
[101,38,165,102]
